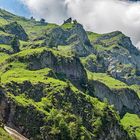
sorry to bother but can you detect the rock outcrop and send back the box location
[89,80,140,116]
[14,49,88,86]
[87,31,140,85]
[0,32,13,45]
[4,22,28,41]
[45,23,93,57]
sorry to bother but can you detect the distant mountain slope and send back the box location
[0,8,140,140]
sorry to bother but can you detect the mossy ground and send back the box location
[0,127,14,140]
[121,113,140,139]
[87,71,128,89]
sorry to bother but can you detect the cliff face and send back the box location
[89,80,140,116]
[0,89,45,138]
[29,51,87,82]
[12,48,88,86]
[4,22,28,41]
[87,31,140,85]
[45,23,93,57]
[0,32,13,45]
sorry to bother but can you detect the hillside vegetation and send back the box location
[0,9,140,140]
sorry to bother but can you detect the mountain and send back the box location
[0,9,140,140]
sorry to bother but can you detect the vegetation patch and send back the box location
[121,113,140,139]
[0,127,14,140]
[87,71,128,89]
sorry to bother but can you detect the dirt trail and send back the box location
[4,126,29,140]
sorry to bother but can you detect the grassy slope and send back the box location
[121,113,140,139]
[87,71,128,89]
[130,85,140,98]
[87,71,140,101]
[87,31,128,52]
[0,45,124,139]
[0,127,14,140]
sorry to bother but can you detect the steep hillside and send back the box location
[87,31,140,85]
[0,9,140,140]
[121,113,140,139]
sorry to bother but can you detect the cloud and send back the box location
[20,0,140,48]
[20,0,68,23]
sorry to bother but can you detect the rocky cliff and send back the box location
[89,80,140,116]
[87,31,140,85]
[4,22,28,41]
[45,22,93,57]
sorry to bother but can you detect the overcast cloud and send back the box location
[20,0,140,48]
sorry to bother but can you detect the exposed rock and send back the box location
[87,31,140,85]
[33,51,87,85]
[11,36,20,53]
[70,23,91,46]
[63,17,72,24]
[40,18,46,24]
[46,27,67,47]
[89,80,140,116]
[45,23,93,57]
[0,32,13,45]
[15,49,88,86]
[0,90,9,123]
[4,22,28,41]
